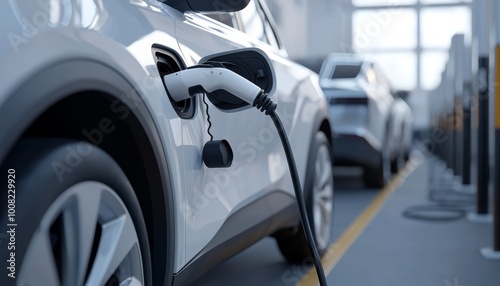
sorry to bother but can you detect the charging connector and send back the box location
[164,67,328,286]
[164,67,262,104]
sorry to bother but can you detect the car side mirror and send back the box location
[199,47,276,111]
[162,0,251,13]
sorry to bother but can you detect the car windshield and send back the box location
[331,64,361,79]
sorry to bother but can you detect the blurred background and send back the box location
[263,0,472,137]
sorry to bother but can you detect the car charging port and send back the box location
[153,46,196,119]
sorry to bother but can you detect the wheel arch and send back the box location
[0,59,174,286]
[302,115,333,190]
[318,117,333,149]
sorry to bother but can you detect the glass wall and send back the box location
[351,0,471,90]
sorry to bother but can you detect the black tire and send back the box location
[363,151,391,189]
[404,151,410,162]
[0,139,152,286]
[390,134,406,174]
[277,132,334,263]
[390,147,405,174]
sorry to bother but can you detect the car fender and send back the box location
[0,57,179,285]
[0,3,196,270]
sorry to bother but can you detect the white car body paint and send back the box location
[0,0,330,274]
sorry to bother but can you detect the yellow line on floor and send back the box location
[297,158,422,286]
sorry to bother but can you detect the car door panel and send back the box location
[0,0,331,281]
[174,9,322,264]
[174,13,279,263]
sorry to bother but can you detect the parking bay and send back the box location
[188,167,379,286]
[189,160,500,286]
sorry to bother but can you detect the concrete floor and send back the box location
[189,168,378,286]
[329,159,500,286]
[188,159,500,286]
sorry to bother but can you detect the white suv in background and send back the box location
[0,0,333,285]
[320,54,413,188]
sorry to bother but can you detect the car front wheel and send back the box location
[277,131,334,263]
[1,139,151,286]
[363,133,392,188]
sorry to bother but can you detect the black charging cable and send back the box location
[253,92,328,286]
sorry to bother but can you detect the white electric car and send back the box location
[0,0,334,285]
[320,54,412,188]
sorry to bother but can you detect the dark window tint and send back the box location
[331,64,362,79]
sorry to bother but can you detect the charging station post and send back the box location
[477,55,490,215]
[462,43,473,186]
[493,44,500,252]
[493,0,500,254]
[494,43,500,252]
[473,0,490,216]
[481,0,500,258]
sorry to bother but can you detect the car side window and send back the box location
[255,1,281,50]
[206,1,282,52]
[237,0,280,50]
[331,64,362,79]
[238,1,269,44]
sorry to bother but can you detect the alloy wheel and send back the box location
[18,181,144,286]
[312,144,334,250]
